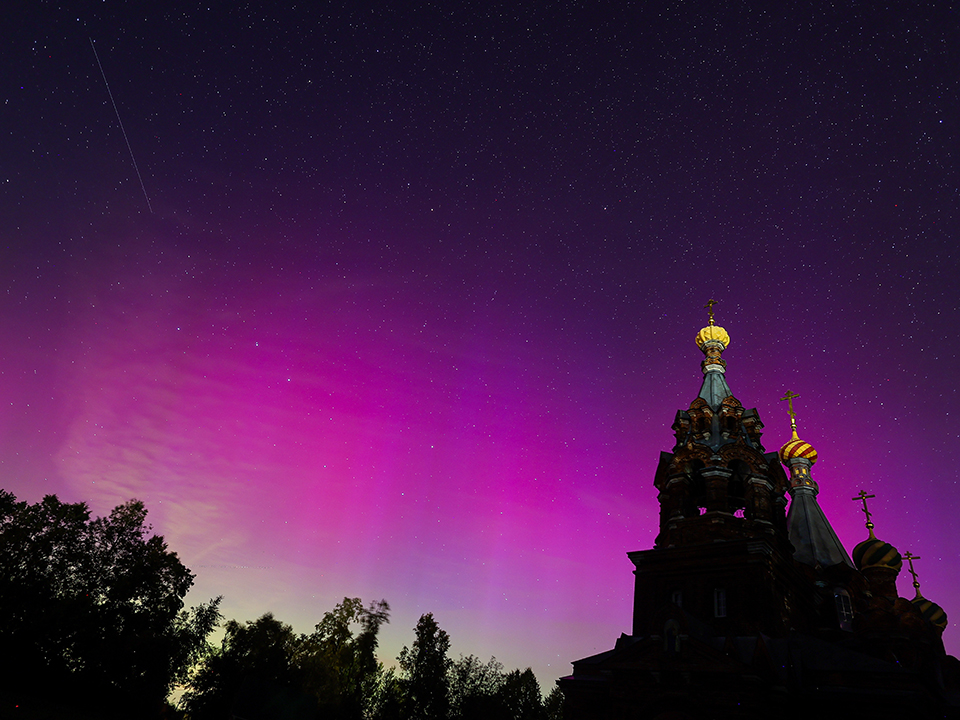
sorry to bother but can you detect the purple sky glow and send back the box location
[3,1,959,689]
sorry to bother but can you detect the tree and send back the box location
[448,655,506,720]
[181,613,309,720]
[497,668,545,720]
[181,598,391,720]
[543,686,565,720]
[397,613,452,720]
[446,656,547,720]
[366,666,407,720]
[297,597,390,719]
[0,490,220,718]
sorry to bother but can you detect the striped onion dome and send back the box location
[852,537,903,573]
[779,433,818,465]
[912,597,948,630]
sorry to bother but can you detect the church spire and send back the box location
[694,299,732,411]
[778,392,853,568]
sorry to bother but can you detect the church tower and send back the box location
[559,306,960,719]
[629,303,812,638]
[656,313,786,546]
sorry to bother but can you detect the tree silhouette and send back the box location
[0,490,220,718]
[398,613,452,720]
[446,655,549,720]
[449,655,507,720]
[183,603,558,720]
[366,666,407,720]
[498,668,546,720]
[543,686,564,720]
[298,597,390,719]
[182,613,308,720]
[181,598,390,720]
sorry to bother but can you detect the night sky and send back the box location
[4,1,959,688]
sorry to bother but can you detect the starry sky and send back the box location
[3,1,959,688]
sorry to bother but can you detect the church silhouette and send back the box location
[559,304,959,719]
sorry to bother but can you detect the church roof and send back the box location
[778,392,853,569]
[697,367,732,412]
[787,486,854,568]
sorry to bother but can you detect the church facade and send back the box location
[559,311,959,719]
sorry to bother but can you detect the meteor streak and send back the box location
[89,37,153,213]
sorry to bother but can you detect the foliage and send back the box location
[543,686,565,720]
[365,665,407,720]
[445,654,549,720]
[397,612,452,720]
[0,490,562,719]
[181,598,390,720]
[498,668,546,720]
[298,597,390,719]
[0,490,220,718]
[448,654,506,720]
[181,613,306,720]
[181,599,558,720]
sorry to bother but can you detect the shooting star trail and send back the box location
[89,37,153,214]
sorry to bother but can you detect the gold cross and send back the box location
[852,490,876,539]
[780,390,800,433]
[704,299,717,325]
[904,551,922,598]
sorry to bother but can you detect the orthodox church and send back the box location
[559,306,959,719]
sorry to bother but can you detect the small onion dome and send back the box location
[912,596,948,630]
[852,537,903,573]
[695,324,730,350]
[779,435,818,465]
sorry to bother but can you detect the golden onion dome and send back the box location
[779,434,818,465]
[695,324,730,351]
[852,536,903,573]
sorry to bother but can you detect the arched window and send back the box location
[834,589,853,631]
[664,619,681,655]
[713,588,727,618]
